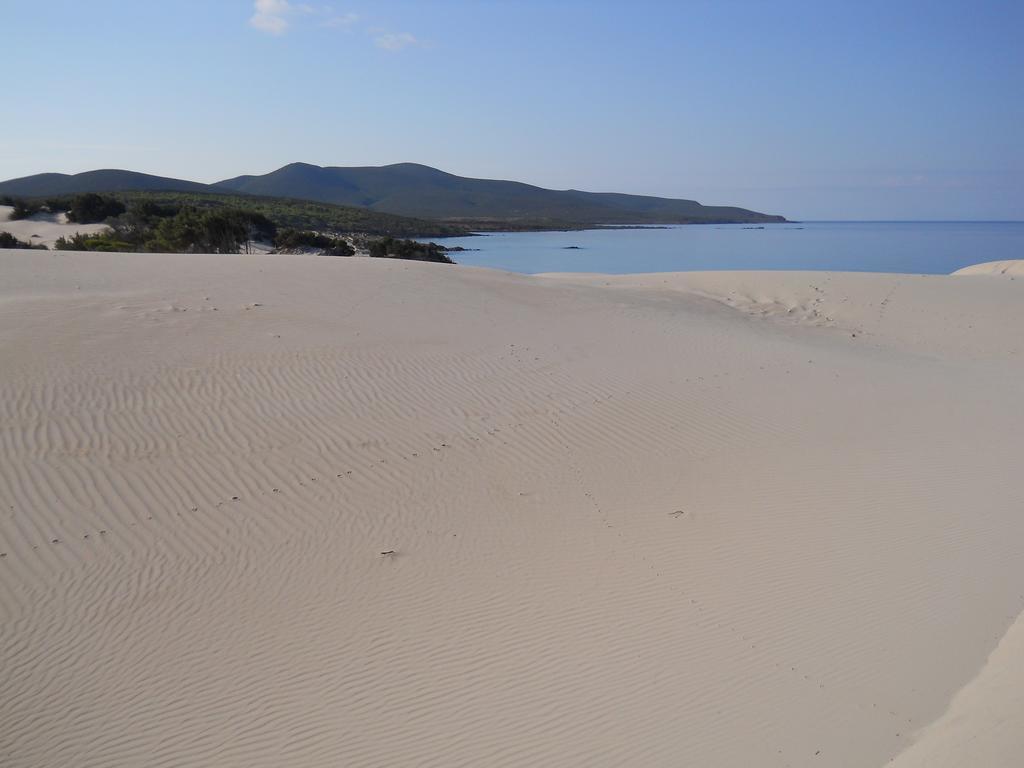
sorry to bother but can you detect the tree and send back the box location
[368,236,453,263]
[8,199,40,220]
[66,193,126,224]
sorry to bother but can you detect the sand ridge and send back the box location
[1,249,1022,767]
[953,259,1024,277]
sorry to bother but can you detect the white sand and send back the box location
[0,204,110,248]
[1,249,1022,767]
[889,609,1024,768]
[953,259,1024,277]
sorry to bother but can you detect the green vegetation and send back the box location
[53,203,277,254]
[0,231,48,249]
[367,237,454,264]
[53,233,134,252]
[144,208,277,253]
[3,192,126,224]
[8,189,469,239]
[114,191,468,238]
[66,193,126,223]
[44,197,456,264]
[3,198,42,220]
[274,229,355,256]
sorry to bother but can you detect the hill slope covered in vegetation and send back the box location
[216,163,786,225]
[1,164,785,228]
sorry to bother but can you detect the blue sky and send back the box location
[2,0,1021,219]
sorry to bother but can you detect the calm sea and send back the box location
[436,221,1024,275]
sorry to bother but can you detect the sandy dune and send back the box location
[0,205,110,248]
[1,249,1022,767]
[953,259,1024,277]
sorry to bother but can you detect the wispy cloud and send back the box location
[248,3,419,49]
[249,0,313,35]
[322,12,359,28]
[374,32,419,51]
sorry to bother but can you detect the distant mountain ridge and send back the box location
[0,163,785,226]
[0,169,215,197]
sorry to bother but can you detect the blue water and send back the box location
[437,221,1024,275]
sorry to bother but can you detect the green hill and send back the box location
[216,162,786,225]
[0,169,214,197]
[1,164,786,228]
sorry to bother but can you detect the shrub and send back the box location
[274,228,354,256]
[53,232,131,251]
[53,233,90,251]
[0,231,48,249]
[8,199,41,220]
[43,197,72,214]
[367,236,454,264]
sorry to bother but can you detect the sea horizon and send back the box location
[437,220,1024,275]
